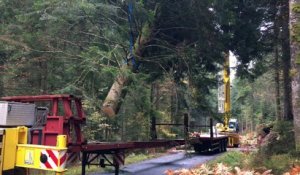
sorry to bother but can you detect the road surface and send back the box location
[90,151,223,175]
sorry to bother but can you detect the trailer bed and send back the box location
[82,139,186,152]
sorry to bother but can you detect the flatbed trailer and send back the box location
[79,116,228,175]
[80,140,186,175]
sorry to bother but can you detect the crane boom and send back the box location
[224,53,230,131]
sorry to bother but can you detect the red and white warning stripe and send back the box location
[40,149,67,170]
[60,150,67,169]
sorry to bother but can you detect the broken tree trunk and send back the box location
[101,17,157,117]
[101,73,129,117]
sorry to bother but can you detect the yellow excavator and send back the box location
[216,53,240,147]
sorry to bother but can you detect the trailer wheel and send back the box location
[218,141,222,153]
[194,144,202,153]
[224,139,228,152]
[220,140,225,152]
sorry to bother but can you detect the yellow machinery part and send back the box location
[223,53,230,131]
[16,144,67,172]
[2,127,27,171]
[221,131,240,147]
[0,127,67,175]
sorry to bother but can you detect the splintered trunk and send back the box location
[291,0,300,150]
[102,22,156,117]
[101,74,129,117]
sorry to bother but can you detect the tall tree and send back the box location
[290,0,300,150]
[280,0,293,120]
[274,1,282,121]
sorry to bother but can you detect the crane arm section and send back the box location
[223,53,230,131]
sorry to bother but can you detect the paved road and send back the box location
[91,151,223,175]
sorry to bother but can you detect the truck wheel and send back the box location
[218,141,223,153]
[220,140,225,152]
[194,145,202,153]
[224,139,228,152]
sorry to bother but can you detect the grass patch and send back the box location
[208,151,247,168]
[125,152,162,164]
[207,151,294,174]
[248,153,297,174]
[263,154,292,175]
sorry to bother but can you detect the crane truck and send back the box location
[216,53,240,147]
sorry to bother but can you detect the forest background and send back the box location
[0,0,297,148]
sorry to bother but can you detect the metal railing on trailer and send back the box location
[80,115,190,175]
[152,114,228,154]
[80,113,228,175]
[151,113,215,140]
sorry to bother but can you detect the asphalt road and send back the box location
[90,151,223,175]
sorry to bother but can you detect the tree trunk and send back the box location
[101,3,161,117]
[290,0,300,150]
[150,82,157,140]
[101,74,129,117]
[38,58,48,94]
[281,0,293,120]
[274,13,282,120]
[101,23,155,117]
[275,45,282,120]
[0,58,4,96]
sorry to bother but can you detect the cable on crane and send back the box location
[127,0,140,72]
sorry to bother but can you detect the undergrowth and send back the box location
[207,151,296,175]
[208,151,247,168]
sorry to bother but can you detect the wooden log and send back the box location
[101,74,129,117]
[101,23,154,117]
[101,4,160,117]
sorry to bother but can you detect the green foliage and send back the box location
[208,151,246,168]
[249,153,292,175]
[232,66,277,132]
[210,151,294,175]
[292,23,300,43]
[125,152,162,164]
[260,121,295,155]
[264,154,292,174]
[292,3,300,13]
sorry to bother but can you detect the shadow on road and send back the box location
[91,151,222,175]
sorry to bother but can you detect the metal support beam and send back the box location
[151,117,157,140]
[210,118,214,138]
[184,113,189,139]
[82,152,87,175]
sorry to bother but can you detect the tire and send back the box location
[224,139,227,152]
[194,144,202,153]
[218,141,223,153]
[221,140,225,152]
[233,144,239,148]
